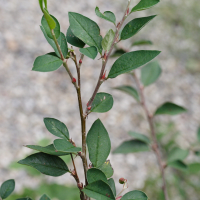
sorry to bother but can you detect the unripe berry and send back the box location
[119,178,126,184]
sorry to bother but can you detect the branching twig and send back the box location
[132,72,169,200]
[85,0,131,114]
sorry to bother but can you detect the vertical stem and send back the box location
[132,72,169,200]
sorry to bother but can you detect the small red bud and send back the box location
[116,196,122,200]
[72,78,76,83]
[79,59,82,64]
[119,178,127,184]
[126,8,130,16]
[87,106,91,110]
[101,70,107,80]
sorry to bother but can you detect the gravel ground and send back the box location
[0,0,200,197]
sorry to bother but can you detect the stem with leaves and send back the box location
[132,72,169,200]
[85,0,131,113]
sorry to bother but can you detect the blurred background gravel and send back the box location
[0,0,200,199]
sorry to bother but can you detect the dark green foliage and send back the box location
[0,180,15,199]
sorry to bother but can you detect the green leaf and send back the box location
[95,7,116,25]
[111,49,126,57]
[154,102,187,115]
[41,27,68,58]
[128,131,150,144]
[132,40,153,46]
[87,168,108,184]
[41,15,60,39]
[16,198,32,200]
[91,93,114,113]
[40,194,51,200]
[53,139,81,153]
[141,61,162,86]
[66,27,85,48]
[121,190,148,200]
[32,53,63,72]
[43,9,56,30]
[188,163,200,174]
[108,50,161,79]
[25,144,69,156]
[195,150,200,156]
[167,147,189,163]
[0,179,15,199]
[114,86,140,102]
[197,126,200,143]
[121,15,156,40]
[68,12,102,53]
[86,119,111,167]
[79,46,98,60]
[44,118,69,140]
[18,153,69,177]
[102,29,115,52]
[131,0,160,13]
[38,0,44,12]
[113,139,149,154]
[82,180,115,200]
[44,0,47,9]
[168,160,188,172]
[107,179,116,197]
[97,160,114,178]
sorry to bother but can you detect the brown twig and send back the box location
[85,0,131,115]
[131,72,169,200]
[70,154,85,200]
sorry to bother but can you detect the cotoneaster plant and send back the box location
[1,0,164,200]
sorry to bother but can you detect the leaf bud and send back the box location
[72,78,76,83]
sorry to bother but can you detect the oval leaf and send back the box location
[41,27,68,58]
[82,180,115,200]
[141,61,162,86]
[41,15,60,39]
[114,86,139,102]
[121,190,147,200]
[131,0,160,13]
[111,49,126,57]
[68,12,102,53]
[167,147,189,163]
[66,27,85,48]
[87,168,108,184]
[25,144,69,156]
[0,179,15,199]
[132,40,153,46]
[40,194,51,200]
[86,119,111,167]
[108,50,161,79]
[18,153,69,177]
[91,93,114,113]
[113,139,149,154]
[53,139,81,153]
[43,9,56,30]
[102,29,115,52]
[154,102,187,115]
[79,46,98,60]
[128,131,150,144]
[107,178,116,197]
[168,160,188,172]
[97,160,114,178]
[95,7,116,25]
[32,53,63,72]
[121,15,156,40]
[44,118,69,139]
[38,0,44,12]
